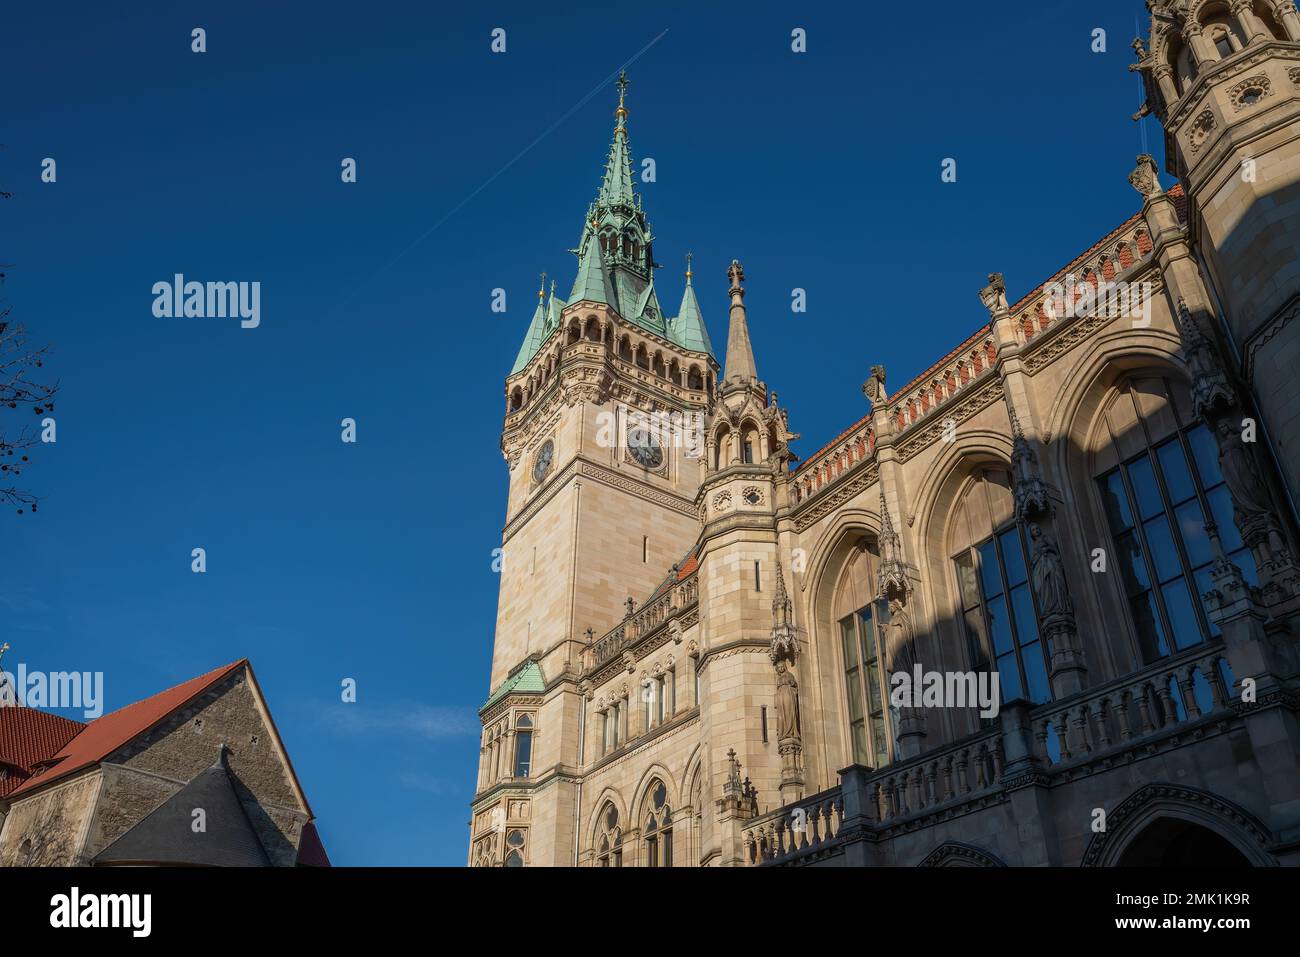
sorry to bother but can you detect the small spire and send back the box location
[722,259,758,387]
[685,252,693,285]
[615,70,629,134]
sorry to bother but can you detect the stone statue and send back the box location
[1216,420,1274,518]
[774,660,801,741]
[862,365,888,404]
[883,597,917,679]
[1029,523,1073,618]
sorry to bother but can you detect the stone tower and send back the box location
[695,261,801,850]
[1134,0,1300,500]
[475,74,719,864]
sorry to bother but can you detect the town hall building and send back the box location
[471,0,1300,866]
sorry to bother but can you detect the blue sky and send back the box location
[3,1,1160,864]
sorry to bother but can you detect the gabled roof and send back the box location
[7,660,246,798]
[481,660,545,713]
[0,707,85,798]
[93,745,270,867]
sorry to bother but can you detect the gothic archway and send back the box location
[1081,783,1275,866]
[918,841,1007,867]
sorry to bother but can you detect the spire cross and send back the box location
[538,272,547,300]
[615,71,629,132]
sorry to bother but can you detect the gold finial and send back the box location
[615,70,629,132]
[685,252,693,283]
[538,272,547,299]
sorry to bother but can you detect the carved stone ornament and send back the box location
[979,273,1009,317]
[1009,406,1052,521]
[1127,153,1162,197]
[877,491,911,600]
[1175,298,1236,420]
[861,364,888,405]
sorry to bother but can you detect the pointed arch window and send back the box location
[835,540,893,768]
[512,714,533,778]
[643,781,673,867]
[950,468,1052,705]
[596,803,623,867]
[1094,376,1257,663]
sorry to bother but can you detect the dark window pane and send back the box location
[866,661,882,711]
[1176,499,1212,569]
[1143,516,1182,582]
[1000,529,1028,586]
[1101,471,1133,531]
[1115,532,1151,595]
[988,596,1014,655]
[1128,456,1164,519]
[851,720,868,765]
[858,609,876,664]
[955,553,980,609]
[996,652,1024,700]
[1010,584,1039,646]
[840,618,858,667]
[1207,486,1243,552]
[513,731,533,778]
[1187,424,1222,489]
[978,540,1003,599]
[871,718,889,766]
[845,668,863,720]
[1021,642,1051,703]
[964,610,991,671]
[1162,578,1204,650]
[1156,439,1196,505]
[1130,593,1169,661]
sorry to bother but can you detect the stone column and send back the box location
[1274,1,1300,41]
[996,700,1061,865]
[1231,0,1268,41]
[1185,24,1218,67]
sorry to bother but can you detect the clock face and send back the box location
[628,428,664,469]
[533,440,554,482]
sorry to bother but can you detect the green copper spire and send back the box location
[598,72,637,208]
[670,252,713,354]
[569,226,614,306]
[511,273,550,374]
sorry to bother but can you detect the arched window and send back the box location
[1093,376,1257,662]
[642,780,673,867]
[741,423,759,465]
[834,539,893,768]
[512,714,533,778]
[687,365,703,390]
[504,829,526,867]
[949,467,1052,705]
[596,803,623,867]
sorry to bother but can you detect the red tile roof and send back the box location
[0,707,85,798]
[6,660,246,798]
